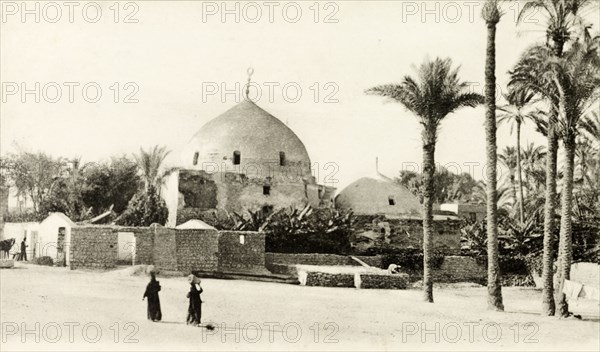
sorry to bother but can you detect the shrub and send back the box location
[117,185,168,227]
[35,256,54,266]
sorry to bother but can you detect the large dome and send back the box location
[181,100,312,176]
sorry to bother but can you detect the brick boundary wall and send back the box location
[358,273,409,289]
[176,229,220,273]
[265,253,382,268]
[69,225,268,275]
[70,227,119,269]
[305,272,355,287]
[218,231,268,274]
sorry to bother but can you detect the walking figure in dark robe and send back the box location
[143,272,162,322]
[19,239,27,261]
[186,274,202,326]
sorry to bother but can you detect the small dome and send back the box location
[335,172,421,217]
[182,100,311,175]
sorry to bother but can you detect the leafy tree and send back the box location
[116,185,168,227]
[2,151,65,214]
[81,156,140,216]
[39,158,92,221]
[397,168,478,204]
[366,57,483,303]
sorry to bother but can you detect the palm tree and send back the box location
[471,181,513,213]
[551,36,600,317]
[515,0,597,316]
[366,58,483,303]
[580,111,600,143]
[481,0,504,312]
[133,145,172,193]
[498,146,519,208]
[497,88,538,221]
[579,112,600,191]
[511,44,562,316]
[521,143,547,193]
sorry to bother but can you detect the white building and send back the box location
[37,213,75,266]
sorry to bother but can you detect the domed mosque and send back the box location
[163,72,336,227]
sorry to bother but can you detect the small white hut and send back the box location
[37,212,75,266]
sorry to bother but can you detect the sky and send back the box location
[1,0,599,198]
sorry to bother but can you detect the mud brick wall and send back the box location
[401,256,487,284]
[153,227,178,271]
[218,231,267,273]
[265,253,383,268]
[353,216,462,255]
[70,227,118,269]
[133,231,154,265]
[433,256,487,283]
[305,272,355,287]
[175,229,220,273]
[359,273,409,289]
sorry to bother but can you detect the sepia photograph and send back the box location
[0,0,599,351]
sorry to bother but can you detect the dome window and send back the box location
[279,151,286,166]
[233,150,241,165]
[263,185,271,196]
[193,152,199,166]
[388,196,395,206]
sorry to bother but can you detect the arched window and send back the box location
[193,152,199,166]
[233,150,241,165]
[279,151,286,166]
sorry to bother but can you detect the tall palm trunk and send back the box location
[516,120,525,222]
[484,19,504,311]
[556,133,576,317]
[541,37,565,316]
[541,122,559,315]
[422,140,435,303]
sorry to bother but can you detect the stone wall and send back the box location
[399,255,487,284]
[265,253,383,267]
[352,215,462,255]
[174,169,335,226]
[69,225,267,275]
[305,272,355,287]
[152,226,178,271]
[175,229,219,273]
[218,231,267,273]
[359,273,409,289]
[70,227,118,269]
[133,230,154,265]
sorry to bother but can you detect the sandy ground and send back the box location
[1,263,599,351]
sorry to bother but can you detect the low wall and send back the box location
[359,273,409,289]
[352,216,462,255]
[219,231,268,274]
[70,225,267,275]
[305,272,355,288]
[70,227,119,269]
[176,229,220,273]
[265,253,382,267]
